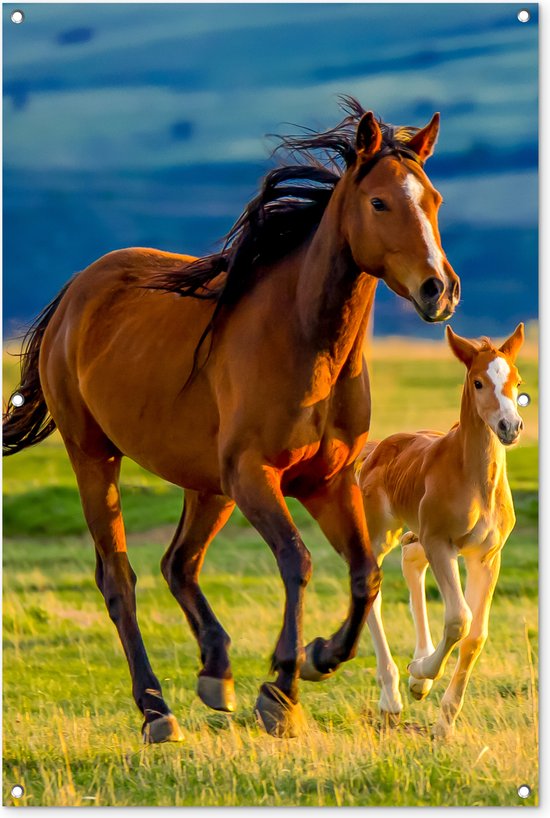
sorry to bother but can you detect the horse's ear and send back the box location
[499,323,525,361]
[356,112,383,160]
[446,325,476,368]
[407,112,440,162]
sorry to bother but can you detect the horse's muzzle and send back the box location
[411,296,456,323]
[412,274,460,322]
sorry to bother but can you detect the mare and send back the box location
[4,98,459,740]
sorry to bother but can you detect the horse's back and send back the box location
[39,247,224,489]
[357,429,446,523]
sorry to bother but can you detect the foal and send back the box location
[356,324,524,738]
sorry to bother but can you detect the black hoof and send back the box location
[300,638,336,682]
[197,675,237,713]
[142,713,184,744]
[255,683,306,738]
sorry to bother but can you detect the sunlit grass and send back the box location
[3,339,538,806]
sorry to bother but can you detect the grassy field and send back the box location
[3,339,538,806]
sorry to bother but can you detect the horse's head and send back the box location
[341,112,460,322]
[447,324,525,446]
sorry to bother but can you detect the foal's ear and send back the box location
[499,323,525,361]
[407,112,440,163]
[446,325,477,368]
[356,112,383,160]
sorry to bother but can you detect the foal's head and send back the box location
[340,112,460,322]
[447,324,525,445]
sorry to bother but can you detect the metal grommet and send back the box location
[517,392,530,407]
[11,785,24,799]
[517,9,531,23]
[11,392,25,408]
[11,9,25,24]
[517,784,531,799]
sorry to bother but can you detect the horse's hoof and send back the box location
[197,675,237,713]
[401,531,419,546]
[255,683,306,738]
[142,713,184,744]
[409,675,433,701]
[300,639,334,682]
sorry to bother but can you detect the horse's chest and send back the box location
[456,487,514,554]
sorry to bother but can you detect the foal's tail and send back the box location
[354,440,378,479]
[3,280,73,456]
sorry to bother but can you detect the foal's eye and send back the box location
[474,380,483,390]
[371,198,387,212]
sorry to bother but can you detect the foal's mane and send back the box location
[472,337,496,353]
[152,96,423,383]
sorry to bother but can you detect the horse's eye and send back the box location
[474,380,483,390]
[371,198,387,212]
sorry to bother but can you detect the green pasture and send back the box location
[3,342,538,806]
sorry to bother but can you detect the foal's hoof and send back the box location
[299,639,335,682]
[255,683,306,738]
[142,713,184,744]
[409,675,433,701]
[197,675,237,713]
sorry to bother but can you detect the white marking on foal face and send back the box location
[485,355,522,442]
[403,174,445,276]
[487,357,516,416]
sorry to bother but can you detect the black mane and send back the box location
[151,96,423,382]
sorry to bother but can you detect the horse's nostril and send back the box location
[452,278,460,301]
[419,277,444,302]
[498,419,508,433]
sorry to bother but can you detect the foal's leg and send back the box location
[408,539,472,682]
[433,551,501,739]
[401,533,435,701]
[67,446,182,743]
[298,469,381,680]
[367,576,403,716]
[161,490,236,712]
[223,453,313,737]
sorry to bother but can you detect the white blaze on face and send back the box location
[486,356,519,421]
[403,174,445,276]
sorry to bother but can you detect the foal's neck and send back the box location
[457,381,507,494]
[295,185,376,384]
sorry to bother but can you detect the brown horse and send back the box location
[4,98,459,740]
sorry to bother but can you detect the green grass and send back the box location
[3,342,538,806]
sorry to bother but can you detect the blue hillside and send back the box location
[3,3,538,338]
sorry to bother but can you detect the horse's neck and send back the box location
[456,382,506,497]
[295,187,377,384]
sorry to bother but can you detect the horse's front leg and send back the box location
[298,468,381,680]
[223,452,312,738]
[433,551,501,740]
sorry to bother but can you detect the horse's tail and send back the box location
[3,280,74,456]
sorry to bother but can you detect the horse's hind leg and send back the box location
[401,533,435,701]
[299,469,381,681]
[65,443,183,743]
[161,490,236,712]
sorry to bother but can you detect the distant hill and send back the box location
[3,3,538,338]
